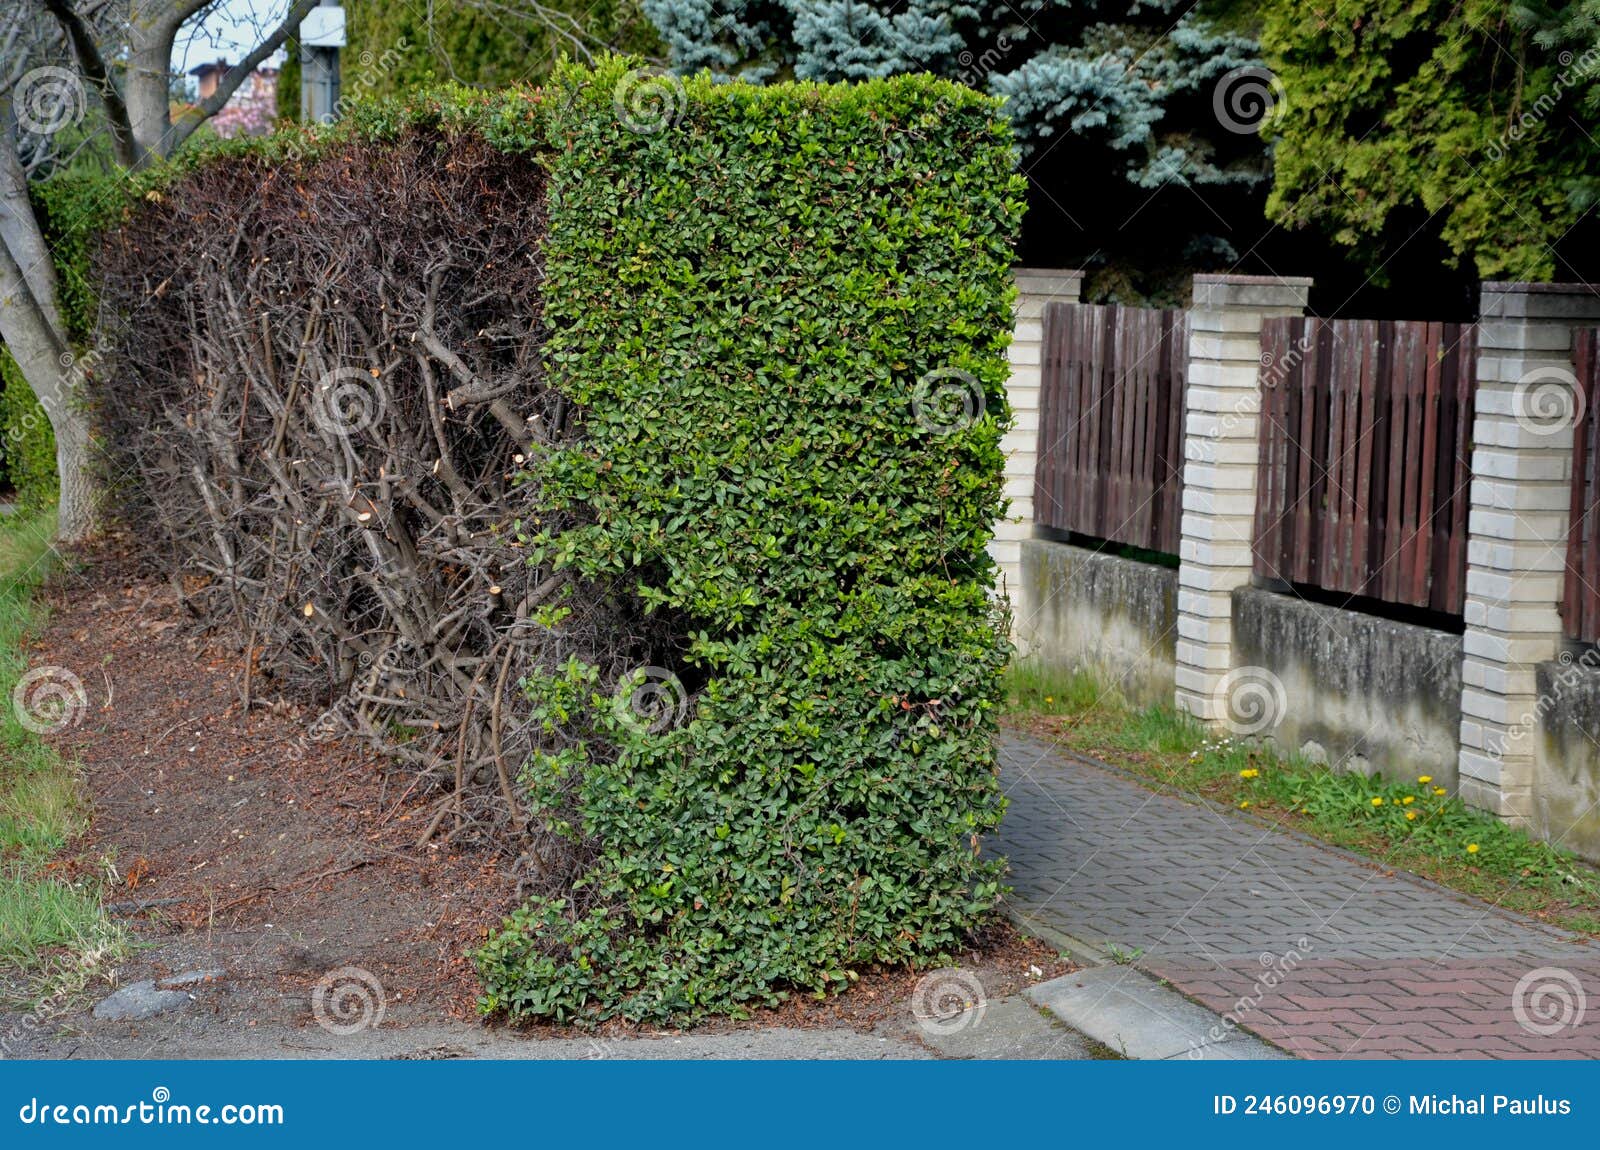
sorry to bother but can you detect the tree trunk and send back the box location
[123,31,174,163]
[4,0,317,545]
[0,239,98,541]
[49,390,96,541]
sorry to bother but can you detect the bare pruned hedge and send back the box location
[94,107,667,865]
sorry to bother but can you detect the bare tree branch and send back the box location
[167,0,216,31]
[165,0,318,155]
[0,119,65,344]
[0,236,67,366]
[39,0,138,168]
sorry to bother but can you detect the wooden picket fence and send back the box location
[1252,317,1476,614]
[1033,302,1187,554]
[1562,328,1600,644]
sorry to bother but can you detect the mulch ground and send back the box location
[33,540,512,1025]
[29,541,1067,1039]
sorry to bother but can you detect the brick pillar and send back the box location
[1174,274,1312,721]
[994,267,1081,638]
[1458,282,1600,821]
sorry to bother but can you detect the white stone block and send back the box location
[1175,639,1232,671]
[1184,308,1266,334]
[1458,749,1504,786]
[1459,688,1513,725]
[1013,319,1043,344]
[988,539,1020,566]
[1180,488,1256,520]
[1466,539,1518,571]
[1177,613,1234,644]
[1182,463,1256,492]
[1188,332,1266,364]
[1476,321,1575,353]
[1475,353,1578,385]
[1191,277,1312,312]
[1174,664,1223,696]
[1463,631,1509,663]
[999,430,1035,456]
[1176,587,1235,618]
[1468,478,1576,514]
[1471,448,1571,482]
[1185,361,1261,390]
[1180,538,1252,568]
[990,518,1031,542]
[1005,364,1041,388]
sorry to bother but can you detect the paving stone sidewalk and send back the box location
[996,731,1600,1059]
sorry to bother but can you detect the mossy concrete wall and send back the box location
[1533,658,1600,863]
[1232,587,1463,789]
[1016,539,1176,707]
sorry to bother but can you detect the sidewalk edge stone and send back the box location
[1025,966,1290,1061]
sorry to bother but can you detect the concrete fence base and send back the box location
[1016,539,1177,709]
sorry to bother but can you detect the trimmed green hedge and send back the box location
[471,60,1025,1022]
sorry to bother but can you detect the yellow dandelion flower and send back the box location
[1405,810,1418,821]
[1044,696,1054,704]
[1239,800,1251,809]
[1239,768,1259,779]
[1401,796,1415,805]
[1417,775,1433,784]
[1433,787,1447,796]
[1371,797,1384,806]
[1466,843,1480,854]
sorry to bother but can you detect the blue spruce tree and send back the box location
[639,0,1279,300]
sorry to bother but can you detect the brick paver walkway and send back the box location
[996,731,1600,1058]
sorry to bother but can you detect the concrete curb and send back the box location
[1024,965,1289,1061]
[1006,907,1293,1060]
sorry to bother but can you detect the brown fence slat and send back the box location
[1353,319,1380,596]
[1128,309,1153,545]
[1078,304,1103,532]
[1158,311,1186,554]
[1374,320,1402,603]
[1430,322,1461,614]
[1289,322,1314,585]
[1322,324,1351,592]
[1565,328,1600,642]
[1286,322,1304,571]
[1255,320,1286,577]
[1033,303,1061,526]
[1408,323,1440,606]
[1439,323,1476,615]
[1583,348,1599,644]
